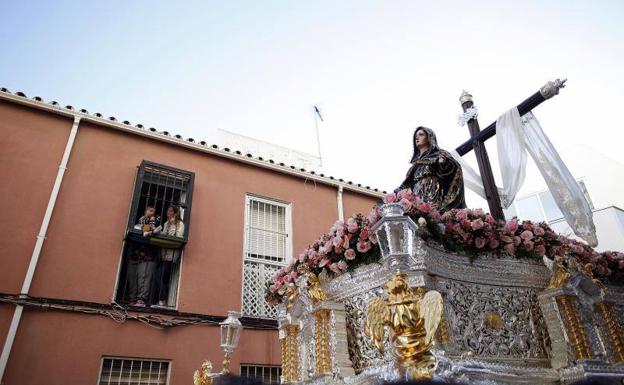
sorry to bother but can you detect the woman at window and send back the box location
[153,205,185,307]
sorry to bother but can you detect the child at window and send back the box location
[136,205,160,236]
[153,205,185,307]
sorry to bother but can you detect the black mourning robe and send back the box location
[399,127,466,212]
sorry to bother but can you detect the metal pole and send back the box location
[0,116,81,382]
[313,106,323,169]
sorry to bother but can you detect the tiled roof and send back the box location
[0,87,386,196]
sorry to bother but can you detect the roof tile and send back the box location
[0,87,383,195]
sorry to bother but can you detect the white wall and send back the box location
[550,207,624,252]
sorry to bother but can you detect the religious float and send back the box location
[268,199,624,385]
[195,79,624,385]
[264,80,624,385]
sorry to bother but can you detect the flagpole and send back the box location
[313,106,323,169]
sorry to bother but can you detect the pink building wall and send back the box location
[0,97,382,385]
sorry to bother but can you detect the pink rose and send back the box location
[471,219,484,231]
[359,229,370,240]
[489,239,500,249]
[357,241,372,253]
[298,253,307,262]
[473,208,485,217]
[513,236,522,246]
[397,189,409,200]
[535,245,546,255]
[455,209,468,221]
[417,202,433,213]
[344,248,356,260]
[523,240,534,250]
[399,198,413,211]
[475,237,487,249]
[329,261,348,274]
[500,235,513,243]
[505,220,519,233]
[503,243,515,255]
[484,214,496,225]
[334,246,344,255]
[347,221,359,233]
[534,226,545,236]
[383,193,397,203]
[332,236,342,247]
[520,230,534,241]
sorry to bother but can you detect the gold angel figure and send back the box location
[365,273,443,380]
[306,272,327,303]
[193,360,215,385]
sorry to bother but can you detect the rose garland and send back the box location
[265,189,624,304]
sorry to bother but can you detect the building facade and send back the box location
[0,89,382,385]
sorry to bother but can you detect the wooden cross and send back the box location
[454,78,567,221]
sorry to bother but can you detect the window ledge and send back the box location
[126,229,187,249]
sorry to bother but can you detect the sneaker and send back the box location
[135,299,146,307]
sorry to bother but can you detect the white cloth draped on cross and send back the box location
[451,109,598,247]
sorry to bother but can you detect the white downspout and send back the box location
[337,186,344,221]
[0,116,81,381]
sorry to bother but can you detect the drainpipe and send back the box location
[0,116,81,381]
[337,186,344,221]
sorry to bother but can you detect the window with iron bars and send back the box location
[115,161,195,309]
[242,195,291,319]
[98,357,170,385]
[240,364,282,384]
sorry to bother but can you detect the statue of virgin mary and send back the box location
[398,126,466,211]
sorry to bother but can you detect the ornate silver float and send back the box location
[276,205,624,385]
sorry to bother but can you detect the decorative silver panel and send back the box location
[438,279,551,361]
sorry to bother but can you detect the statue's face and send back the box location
[415,129,429,149]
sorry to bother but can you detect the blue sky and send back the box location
[2,1,623,202]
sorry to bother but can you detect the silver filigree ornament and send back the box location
[539,78,567,100]
[458,106,479,126]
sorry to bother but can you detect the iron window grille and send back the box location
[240,364,282,385]
[126,160,195,247]
[242,195,292,319]
[115,161,194,308]
[98,357,170,385]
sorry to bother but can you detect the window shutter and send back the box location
[242,196,291,318]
